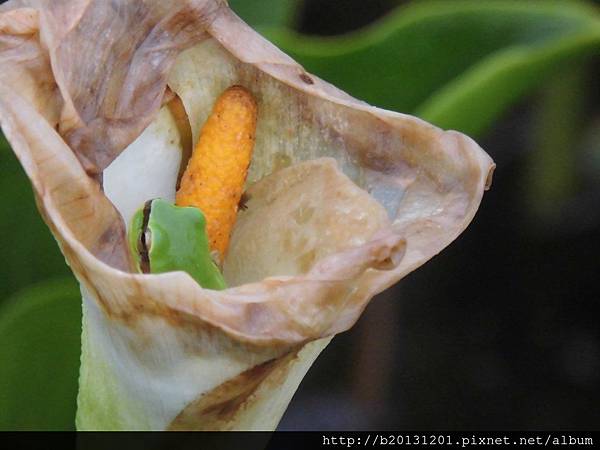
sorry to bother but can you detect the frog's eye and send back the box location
[137,200,153,274]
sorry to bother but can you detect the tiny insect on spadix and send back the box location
[0,0,494,431]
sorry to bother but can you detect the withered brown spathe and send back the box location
[0,0,494,430]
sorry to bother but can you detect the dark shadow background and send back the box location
[0,0,598,431]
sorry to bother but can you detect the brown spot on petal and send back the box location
[168,350,300,430]
[92,221,133,272]
[299,73,314,85]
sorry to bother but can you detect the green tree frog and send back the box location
[128,198,227,290]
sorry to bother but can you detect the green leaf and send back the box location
[0,133,71,302]
[266,0,600,136]
[228,0,299,28]
[525,66,585,220]
[0,278,81,430]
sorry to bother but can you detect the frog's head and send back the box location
[128,198,226,290]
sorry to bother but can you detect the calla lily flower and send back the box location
[0,0,494,431]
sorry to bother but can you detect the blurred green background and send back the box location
[0,0,599,430]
